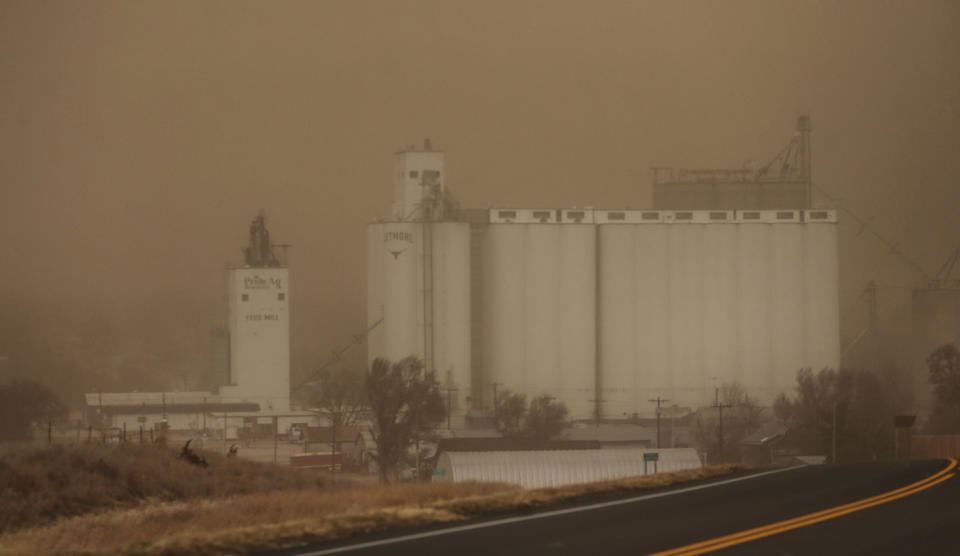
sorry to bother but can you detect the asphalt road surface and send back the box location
[285,459,958,556]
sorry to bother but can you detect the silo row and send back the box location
[480,224,597,419]
[597,220,839,417]
[368,215,839,422]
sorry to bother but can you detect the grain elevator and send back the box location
[367,126,840,427]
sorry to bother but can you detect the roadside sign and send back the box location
[894,415,916,428]
[433,468,446,476]
[643,452,659,462]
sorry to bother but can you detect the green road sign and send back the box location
[433,468,446,476]
[643,452,659,462]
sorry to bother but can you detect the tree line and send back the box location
[4,343,959,471]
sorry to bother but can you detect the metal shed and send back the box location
[433,448,702,489]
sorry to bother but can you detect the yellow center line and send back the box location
[649,458,958,556]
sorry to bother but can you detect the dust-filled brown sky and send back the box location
[1,1,958,391]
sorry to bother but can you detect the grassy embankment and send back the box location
[0,443,742,555]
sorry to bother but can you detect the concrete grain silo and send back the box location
[367,135,840,428]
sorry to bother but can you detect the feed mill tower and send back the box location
[367,123,839,427]
[219,213,291,413]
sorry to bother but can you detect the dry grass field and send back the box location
[0,443,743,555]
[0,442,333,532]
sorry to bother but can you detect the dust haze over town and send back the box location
[1,0,958,404]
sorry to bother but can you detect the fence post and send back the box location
[48,421,52,445]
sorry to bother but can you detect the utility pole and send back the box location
[832,401,838,464]
[491,382,502,419]
[648,396,670,448]
[589,396,606,428]
[273,416,279,465]
[331,420,338,480]
[445,387,457,430]
[713,387,732,463]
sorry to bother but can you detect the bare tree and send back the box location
[365,356,444,484]
[309,366,365,429]
[0,379,67,442]
[524,395,568,442]
[776,367,900,462]
[494,390,527,438]
[694,382,765,463]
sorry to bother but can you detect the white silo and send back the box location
[735,215,773,401]
[770,216,805,395]
[702,215,739,399]
[479,210,596,420]
[482,222,527,396]
[803,210,841,374]
[556,221,596,419]
[380,222,423,363]
[367,220,473,415]
[667,218,706,405]
[596,218,637,418]
[523,223,562,399]
[630,216,673,414]
[431,222,472,414]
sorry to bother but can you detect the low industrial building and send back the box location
[84,214,316,437]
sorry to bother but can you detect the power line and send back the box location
[293,318,383,392]
[813,183,929,281]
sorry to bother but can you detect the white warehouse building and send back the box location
[367,142,840,425]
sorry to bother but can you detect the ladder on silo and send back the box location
[422,222,435,374]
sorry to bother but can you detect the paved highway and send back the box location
[286,459,958,556]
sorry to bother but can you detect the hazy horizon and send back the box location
[2,0,958,398]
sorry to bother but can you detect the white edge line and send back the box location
[299,465,806,555]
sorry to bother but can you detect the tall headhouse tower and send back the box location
[220,213,291,413]
[369,140,472,427]
[393,138,446,221]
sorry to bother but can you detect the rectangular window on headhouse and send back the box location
[777,211,795,220]
[498,210,517,219]
[709,212,728,220]
[642,212,660,221]
[278,293,285,301]
[241,294,249,302]
[422,169,440,185]
[566,211,585,222]
[675,212,693,220]
[742,211,760,220]
[607,212,625,221]
[809,211,828,220]
[532,211,551,221]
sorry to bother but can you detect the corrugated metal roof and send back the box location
[82,391,259,415]
[437,438,601,453]
[563,424,655,444]
[83,391,218,406]
[434,448,702,489]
